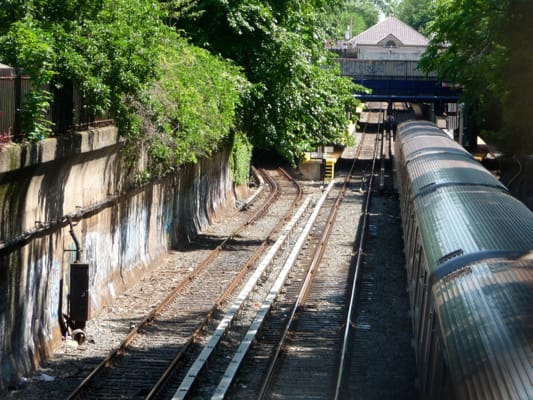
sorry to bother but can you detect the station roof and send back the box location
[347,16,429,47]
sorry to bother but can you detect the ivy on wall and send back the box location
[126,33,248,182]
[0,0,164,141]
[229,131,253,186]
[0,0,249,183]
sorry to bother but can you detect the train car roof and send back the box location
[433,257,533,400]
[398,134,471,164]
[398,120,442,133]
[406,152,506,198]
[397,120,449,140]
[414,186,533,278]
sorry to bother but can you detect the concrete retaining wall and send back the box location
[0,127,236,389]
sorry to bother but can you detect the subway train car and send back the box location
[394,120,533,399]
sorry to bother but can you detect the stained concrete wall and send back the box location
[0,127,236,389]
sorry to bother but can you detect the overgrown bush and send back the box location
[0,0,250,182]
[126,34,249,180]
[229,131,253,186]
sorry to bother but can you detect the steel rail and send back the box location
[66,168,288,399]
[333,112,385,400]
[255,124,370,400]
[143,168,302,400]
[180,195,313,400]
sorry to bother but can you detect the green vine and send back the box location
[1,17,57,140]
[229,130,253,186]
[124,34,249,180]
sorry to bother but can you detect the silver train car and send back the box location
[394,120,533,399]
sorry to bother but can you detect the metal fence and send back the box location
[0,66,27,141]
[0,66,112,143]
[339,59,437,79]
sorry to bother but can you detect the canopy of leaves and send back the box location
[395,0,435,34]
[130,34,248,178]
[0,0,249,180]
[1,0,368,172]
[0,0,165,140]
[373,0,400,16]
[322,1,380,40]
[170,0,363,164]
[420,0,533,155]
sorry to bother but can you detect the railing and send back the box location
[0,66,112,143]
[0,68,29,141]
[338,59,437,79]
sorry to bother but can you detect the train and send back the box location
[394,120,533,399]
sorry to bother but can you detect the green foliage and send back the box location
[0,0,251,183]
[229,131,253,186]
[373,0,400,16]
[322,1,379,40]
[128,33,248,178]
[1,0,368,181]
[395,0,435,34]
[420,0,533,155]
[1,17,56,139]
[21,89,54,141]
[173,0,362,165]
[0,0,165,141]
[161,0,203,26]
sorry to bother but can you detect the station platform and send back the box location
[297,123,359,181]
[298,150,341,181]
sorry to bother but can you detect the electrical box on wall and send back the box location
[69,263,89,323]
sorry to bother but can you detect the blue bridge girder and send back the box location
[354,78,462,102]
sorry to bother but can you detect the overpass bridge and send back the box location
[328,16,471,145]
[332,56,468,146]
[338,58,461,101]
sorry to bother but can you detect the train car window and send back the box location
[411,251,420,302]
[412,249,426,342]
[417,269,431,367]
[409,245,421,298]
[402,189,411,217]
[405,219,416,280]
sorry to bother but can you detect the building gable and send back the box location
[378,34,403,48]
[347,16,428,47]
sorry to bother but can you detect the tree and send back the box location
[322,1,380,40]
[0,0,165,140]
[395,0,435,34]
[0,0,248,179]
[130,33,248,180]
[420,0,533,155]
[373,0,400,16]
[169,0,363,164]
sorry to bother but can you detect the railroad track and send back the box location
[122,129,382,399]
[146,115,383,399]
[241,126,382,400]
[334,113,386,398]
[158,190,317,399]
[338,113,417,398]
[64,110,409,400]
[66,168,303,399]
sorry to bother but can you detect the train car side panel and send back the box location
[433,259,533,400]
[395,120,533,400]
